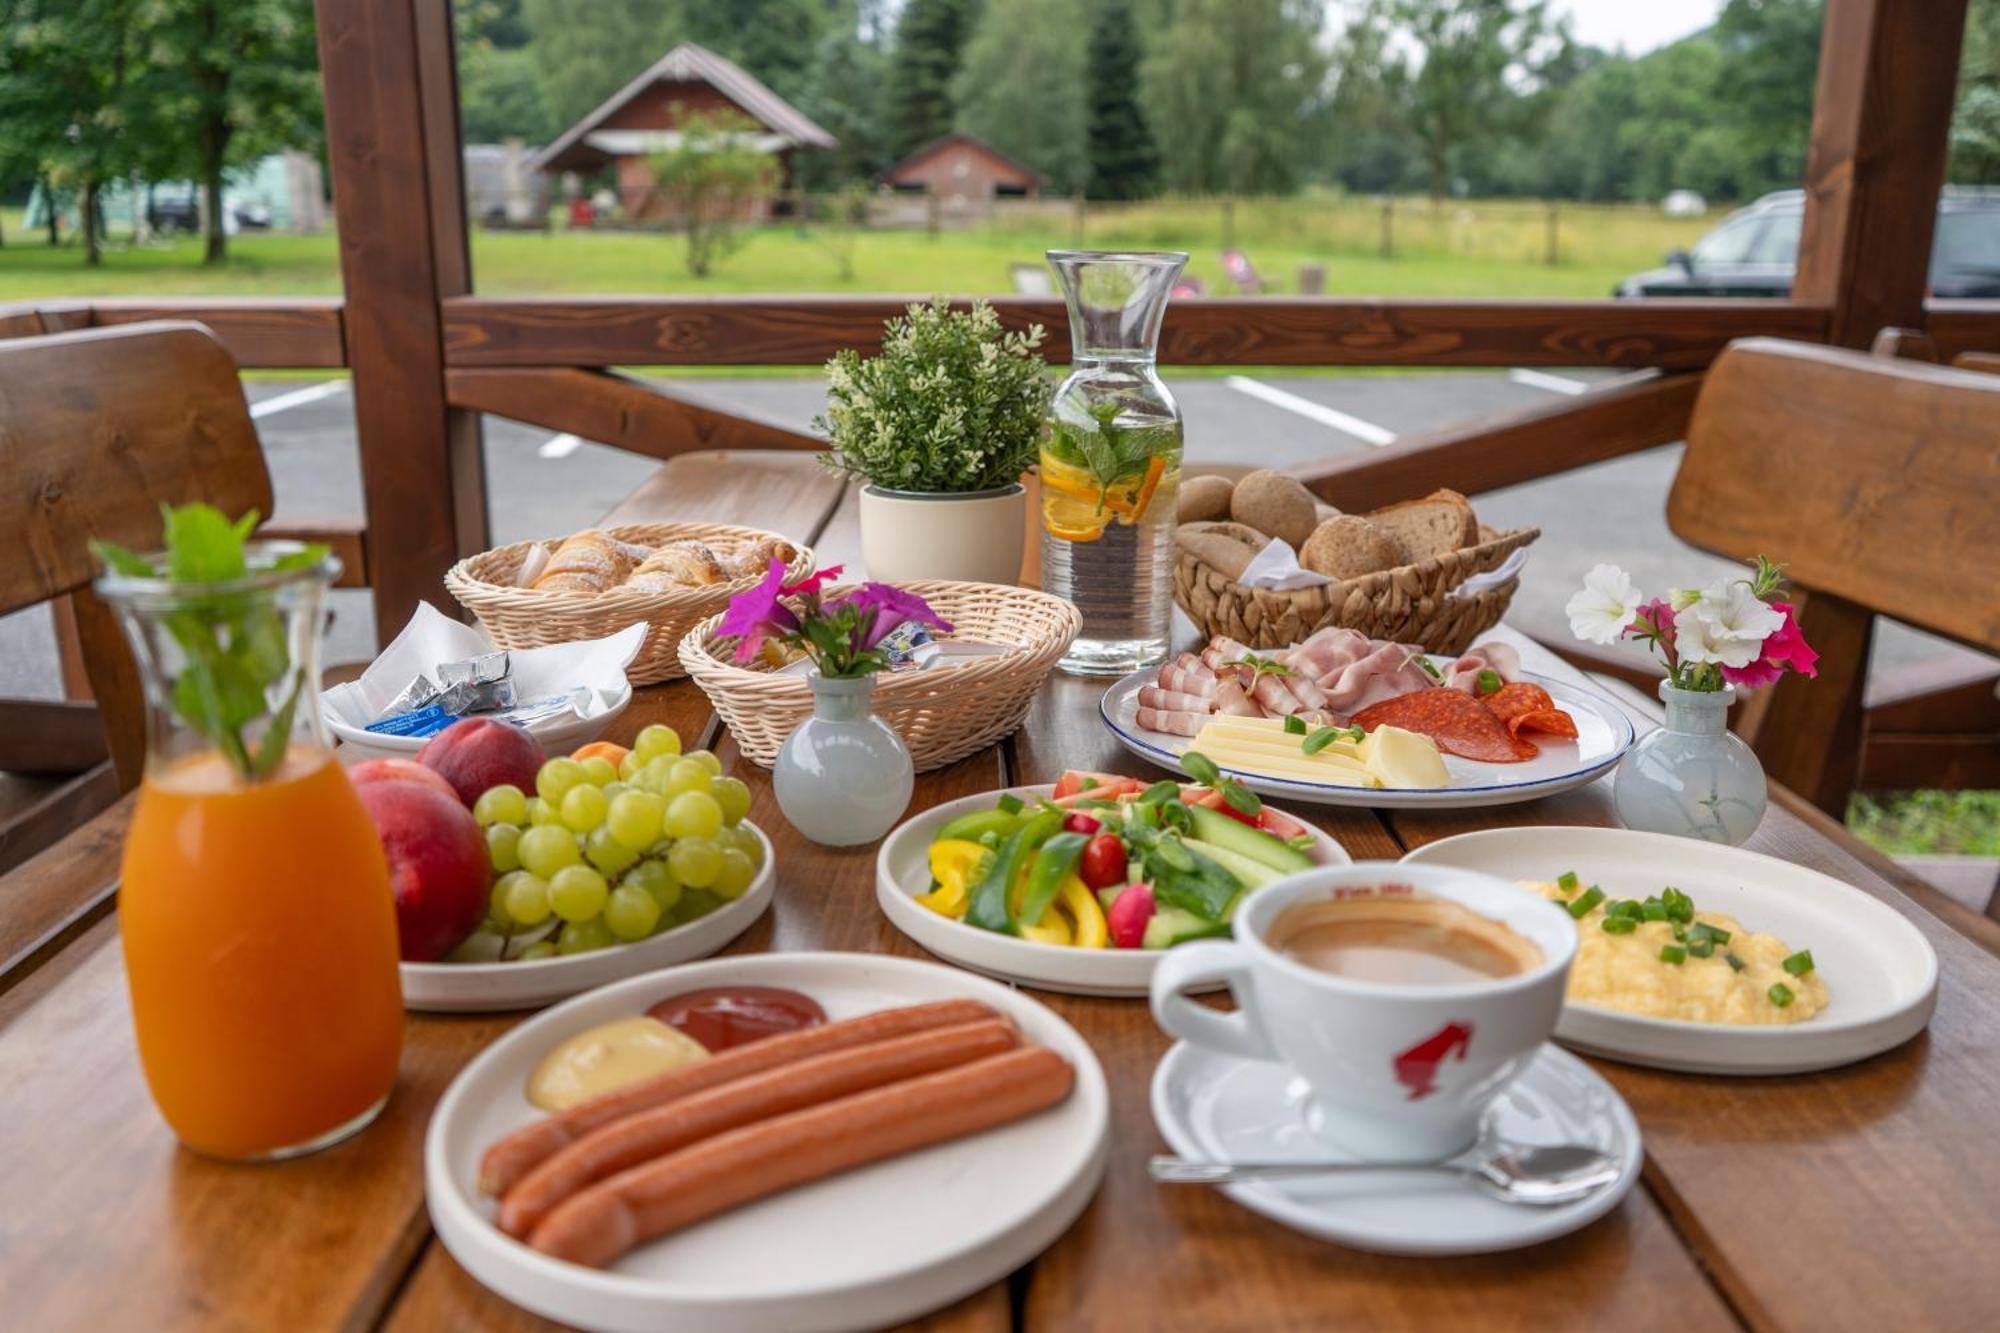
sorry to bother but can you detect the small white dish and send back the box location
[1150,1039,1641,1256]
[326,680,632,763]
[400,822,774,1013]
[1100,667,1635,809]
[1400,826,1940,1075]
[875,784,1351,997]
[427,952,1109,1333]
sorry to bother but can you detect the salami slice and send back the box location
[1481,682,1579,741]
[1353,687,1537,763]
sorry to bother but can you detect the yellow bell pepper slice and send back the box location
[1060,873,1109,949]
[919,839,991,919]
[1020,903,1072,947]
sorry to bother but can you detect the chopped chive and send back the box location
[1302,726,1342,755]
[1601,915,1638,935]
[1660,944,1687,965]
[1567,886,1605,918]
[1782,949,1815,977]
[1476,669,1503,695]
[1768,983,1795,1008]
[1283,714,1308,735]
[1725,952,1746,972]
[1641,901,1669,922]
[1672,924,1689,943]
[1688,937,1715,959]
[1557,870,1579,892]
[1610,899,1645,920]
[996,793,1024,815]
[1689,922,1732,946]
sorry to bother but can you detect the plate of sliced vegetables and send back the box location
[875,766,1351,997]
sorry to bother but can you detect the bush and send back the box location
[816,298,1052,494]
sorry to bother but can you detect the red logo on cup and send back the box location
[1393,1021,1473,1101]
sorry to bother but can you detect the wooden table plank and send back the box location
[0,790,131,994]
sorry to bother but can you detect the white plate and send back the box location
[1151,1040,1641,1256]
[400,822,775,1013]
[326,680,632,763]
[1100,666,1635,809]
[427,953,1109,1333]
[876,784,1351,997]
[1400,826,1940,1075]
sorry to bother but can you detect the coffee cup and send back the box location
[1149,863,1576,1161]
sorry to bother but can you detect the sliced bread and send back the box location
[1364,489,1478,563]
[1300,515,1401,580]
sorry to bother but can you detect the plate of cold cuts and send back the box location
[1100,630,1636,809]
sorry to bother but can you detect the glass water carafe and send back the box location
[96,547,403,1160]
[1041,249,1188,675]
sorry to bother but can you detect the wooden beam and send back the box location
[316,0,485,639]
[1925,300,2000,360]
[445,367,823,459]
[1869,326,1937,361]
[1859,735,2000,791]
[87,299,346,367]
[1793,0,1970,346]
[0,764,120,880]
[1290,372,1700,511]
[440,295,1828,369]
[0,702,106,775]
[1952,350,2000,375]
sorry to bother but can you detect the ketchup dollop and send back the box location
[646,986,827,1051]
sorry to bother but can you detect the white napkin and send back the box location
[1237,537,1333,591]
[321,601,646,729]
[1450,547,1529,599]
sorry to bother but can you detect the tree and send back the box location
[1706,0,1821,195]
[797,22,891,188]
[675,0,834,103]
[1084,0,1158,199]
[886,0,980,157]
[523,0,683,130]
[1952,0,2000,182]
[952,0,1087,194]
[142,0,321,265]
[648,106,779,276]
[1139,0,1327,195]
[458,0,556,143]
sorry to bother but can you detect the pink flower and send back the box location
[834,583,954,649]
[1720,600,1818,690]
[1629,597,1679,666]
[781,564,844,598]
[716,558,801,663]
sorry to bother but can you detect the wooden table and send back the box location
[4,450,1998,1332]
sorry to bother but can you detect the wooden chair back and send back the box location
[0,322,272,785]
[1668,337,2000,811]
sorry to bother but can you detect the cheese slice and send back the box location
[1358,725,1452,789]
[1189,715,1450,790]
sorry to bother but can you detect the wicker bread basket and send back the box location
[444,523,815,686]
[1174,524,1539,654]
[679,581,1081,773]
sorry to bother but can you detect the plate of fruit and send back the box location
[364,718,774,1013]
[874,764,1350,997]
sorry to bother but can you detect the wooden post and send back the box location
[1544,202,1559,267]
[1792,0,1970,346]
[315,0,488,641]
[1379,198,1393,260]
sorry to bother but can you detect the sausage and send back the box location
[528,1046,1075,1268]
[497,1019,1019,1239]
[478,998,998,1197]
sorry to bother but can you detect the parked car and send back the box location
[146,188,200,235]
[1615,188,2000,298]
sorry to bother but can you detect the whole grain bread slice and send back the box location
[1364,489,1479,563]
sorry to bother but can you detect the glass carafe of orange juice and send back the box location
[96,527,402,1160]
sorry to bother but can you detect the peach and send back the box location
[356,779,492,962]
[349,757,458,800]
[417,717,545,807]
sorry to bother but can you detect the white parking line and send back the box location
[1223,375,1397,447]
[248,379,348,419]
[538,433,582,459]
[1507,368,1592,395]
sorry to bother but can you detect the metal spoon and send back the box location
[1149,1144,1621,1207]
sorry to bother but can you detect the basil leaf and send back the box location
[1180,750,1222,787]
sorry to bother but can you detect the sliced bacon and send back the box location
[1354,687,1537,763]
[1212,674,1261,717]
[1443,642,1524,693]
[1135,705,1208,737]
[1139,685,1214,716]
[1159,654,1215,698]
[1481,681,1578,741]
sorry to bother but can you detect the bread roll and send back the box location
[1300,515,1402,579]
[1229,470,1320,550]
[1178,475,1235,524]
[1175,520,1271,581]
[533,530,634,594]
[1364,489,1479,563]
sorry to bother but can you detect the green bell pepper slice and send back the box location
[965,808,1063,934]
[1014,832,1090,937]
[937,807,1026,846]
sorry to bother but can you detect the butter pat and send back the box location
[1358,725,1452,788]
[1189,715,1449,789]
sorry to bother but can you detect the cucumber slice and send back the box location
[1142,904,1230,950]
[1185,804,1315,873]
[1180,837,1285,892]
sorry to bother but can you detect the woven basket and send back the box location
[444,523,816,686]
[1174,525,1540,654]
[679,581,1081,773]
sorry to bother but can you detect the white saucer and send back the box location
[1150,1041,1641,1256]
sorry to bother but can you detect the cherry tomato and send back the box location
[1078,832,1127,890]
[1062,812,1102,835]
[1197,789,1261,827]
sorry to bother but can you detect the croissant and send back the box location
[533,530,634,594]
[721,536,799,580]
[623,541,728,592]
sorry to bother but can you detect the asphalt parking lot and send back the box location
[1,369,1979,698]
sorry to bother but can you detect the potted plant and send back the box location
[817,297,1052,585]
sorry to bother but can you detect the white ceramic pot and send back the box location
[858,482,1026,585]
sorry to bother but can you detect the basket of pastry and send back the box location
[445,524,814,685]
[1172,471,1538,655]
[679,580,1081,773]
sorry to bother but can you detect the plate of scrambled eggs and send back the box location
[1401,827,1937,1075]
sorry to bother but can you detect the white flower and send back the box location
[1566,564,1643,645]
[1673,581,1784,667]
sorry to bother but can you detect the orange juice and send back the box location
[119,747,403,1159]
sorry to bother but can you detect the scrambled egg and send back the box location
[1524,882,1829,1026]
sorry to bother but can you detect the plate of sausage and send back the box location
[1100,631,1635,809]
[427,952,1108,1333]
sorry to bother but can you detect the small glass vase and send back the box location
[1613,682,1767,846]
[773,673,914,847]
